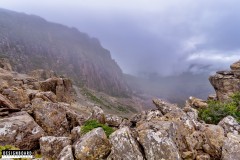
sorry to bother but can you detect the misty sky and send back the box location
[0,0,240,76]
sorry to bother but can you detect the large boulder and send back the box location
[107,127,144,160]
[39,77,76,103]
[40,136,71,159]
[32,98,70,136]
[73,127,111,160]
[218,116,240,135]
[0,111,45,150]
[138,129,181,160]
[202,124,225,158]
[222,133,240,160]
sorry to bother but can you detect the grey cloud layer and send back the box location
[0,0,240,75]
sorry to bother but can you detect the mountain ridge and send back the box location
[0,8,129,97]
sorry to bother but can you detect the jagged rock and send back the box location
[138,129,181,160]
[230,60,240,70]
[58,145,74,160]
[186,96,208,109]
[107,127,144,160]
[2,87,29,108]
[105,114,123,127]
[39,77,75,103]
[71,126,82,142]
[152,98,179,114]
[0,111,45,149]
[29,69,57,81]
[0,58,12,71]
[91,106,105,123]
[32,98,70,136]
[40,136,71,160]
[218,116,240,135]
[221,133,240,160]
[0,93,16,109]
[202,124,225,158]
[73,127,111,160]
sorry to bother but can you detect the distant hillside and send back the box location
[125,72,214,106]
[0,8,129,97]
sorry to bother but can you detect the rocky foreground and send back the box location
[0,59,240,160]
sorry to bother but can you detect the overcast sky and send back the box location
[0,0,240,76]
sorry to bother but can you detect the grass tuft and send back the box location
[81,120,114,137]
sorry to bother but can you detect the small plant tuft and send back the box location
[81,120,114,137]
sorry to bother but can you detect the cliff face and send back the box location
[0,8,129,96]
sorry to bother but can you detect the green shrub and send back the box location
[198,92,240,124]
[81,120,114,137]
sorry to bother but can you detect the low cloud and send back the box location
[0,0,240,76]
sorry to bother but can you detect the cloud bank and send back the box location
[0,0,240,75]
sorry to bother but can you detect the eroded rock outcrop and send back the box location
[39,77,76,103]
[209,60,240,101]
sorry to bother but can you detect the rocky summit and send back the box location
[0,57,240,159]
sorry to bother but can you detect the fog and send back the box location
[1,0,240,76]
